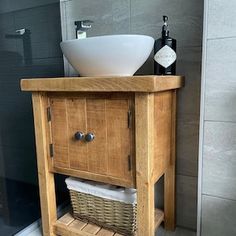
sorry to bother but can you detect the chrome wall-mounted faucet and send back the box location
[5,28,32,65]
[74,20,93,39]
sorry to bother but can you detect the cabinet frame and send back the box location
[22,76,184,236]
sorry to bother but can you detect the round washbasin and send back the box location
[60,34,154,77]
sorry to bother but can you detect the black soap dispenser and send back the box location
[154,16,177,75]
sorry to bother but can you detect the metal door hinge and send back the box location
[128,155,132,171]
[49,143,54,158]
[128,110,132,129]
[47,107,51,122]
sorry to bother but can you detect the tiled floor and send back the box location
[157,227,196,236]
[26,226,196,236]
[0,217,22,236]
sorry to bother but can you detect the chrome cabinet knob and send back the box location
[74,131,84,141]
[85,133,95,142]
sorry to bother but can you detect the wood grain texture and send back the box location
[21,75,184,92]
[97,228,115,236]
[58,213,75,225]
[69,220,88,231]
[86,99,107,174]
[164,90,177,230]
[153,91,172,182]
[53,166,135,188]
[135,93,155,236]
[155,209,165,230]
[32,92,57,236]
[48,94,134,187]
[106,99,133,179]
[54,210,164,236]
[54,212,123,236]
[82,223,101,234]
[50,98,69,168]
[67,98,88,171]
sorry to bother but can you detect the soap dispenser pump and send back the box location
[154,16,177,75]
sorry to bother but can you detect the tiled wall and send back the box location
[0,1,65,232]
[199,0,236,235]
[0,2,64,184]
[60,0,203,230]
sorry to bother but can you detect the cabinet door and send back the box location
[49,94,134,187]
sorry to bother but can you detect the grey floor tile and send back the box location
[24,227,42,236]
[157,226,196,236]
[203,121,236,200]
[201,195,236,236]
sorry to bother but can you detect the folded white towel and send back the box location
[65,177,137,204]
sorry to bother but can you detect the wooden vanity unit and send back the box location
[21,75,184,236]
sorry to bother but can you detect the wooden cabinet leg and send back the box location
[135,93,155,236]
[164,90,177,231]
[136,180,155,236]
[32,93,57,236]
[164,165,176,230]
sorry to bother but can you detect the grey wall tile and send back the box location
[202,121,236,200]
[175,47,201,178]
[201,195,236,236]
[64,0,130,40]
[0,146,37,185]
[177,121,199,177]
[177,46,202,122]
[130,0,203,47]
[205,38,236,122]
[0,12,17,53]
[0,0,59,14]
[207,0,236,39]
[176,175,197,230]
[112,0,131,34]
[14,3,62,60]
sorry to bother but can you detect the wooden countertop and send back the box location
[21,75,184,92]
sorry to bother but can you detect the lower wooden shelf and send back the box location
[155,209,165,230]
[53,209,164,236]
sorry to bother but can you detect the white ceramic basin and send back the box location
[60,35,154,76]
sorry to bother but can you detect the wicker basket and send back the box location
[66,178,137,235]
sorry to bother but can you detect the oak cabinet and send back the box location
[21,75,183,236]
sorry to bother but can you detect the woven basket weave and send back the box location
[69,190,137,235]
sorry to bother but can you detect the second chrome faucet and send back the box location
[74,20,93,39]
